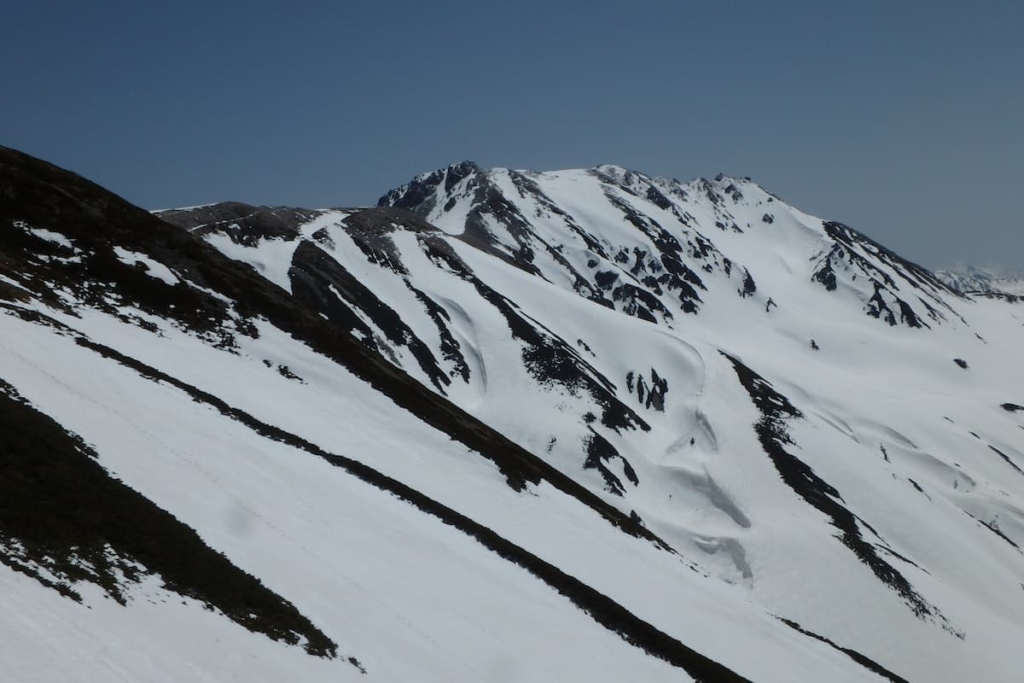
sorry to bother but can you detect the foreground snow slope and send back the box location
[2,146,1023,681]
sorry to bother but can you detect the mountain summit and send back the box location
[3,147,1024,682]
[380,162,958,328]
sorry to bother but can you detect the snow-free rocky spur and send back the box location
[2,146,1024,682]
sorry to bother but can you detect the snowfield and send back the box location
[2,147,1023,681]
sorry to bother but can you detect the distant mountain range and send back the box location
[935,264,1024,298]
[3,146,1024,682]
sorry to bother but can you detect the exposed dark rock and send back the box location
[156,202,319,243]
[645,185,673,210]
[289,240,451,392]
[964,511,1022,553]
[0,146,667,549]
[723,352,944,623]
[416,235,650,434]
[584,429,639,496]
[739,268,757,297]
[989,445,1024,475]
[60,331,747,681]
[812,251,839,291]
[633,369,668,411]
[777,618,910,683]
[595,270,619,288]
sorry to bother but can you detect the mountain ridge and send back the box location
[3,146,1024,682]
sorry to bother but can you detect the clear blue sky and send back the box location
[3,1,1022,269]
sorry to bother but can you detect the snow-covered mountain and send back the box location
[3,147,1024,682]
[935,264,1024,299]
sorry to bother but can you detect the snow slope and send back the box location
[3,147,1024,681]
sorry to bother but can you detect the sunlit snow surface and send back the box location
[2,156,1024,682]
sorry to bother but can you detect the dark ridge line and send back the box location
[404,281,471,383]
[288,240,451,393]
[876,544,929,574]
[0,379,340,660]
[460,173,609,302]
[776,618,910,683]
[906,478,932,501]
[414,234,649,435]
[963,511,1023,554]
[721,351,942,623]
[989,445,1024,475]
[822,221,961,318]
[71,333,753,683]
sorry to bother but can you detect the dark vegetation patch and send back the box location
[67,331,751,682]
[339,211,426,275]
[777,618,910,683]
[0,151,266,349]
[289,240,451,392]
[722,352,944,623]
[156,202,319,243]
[0,379,337,659]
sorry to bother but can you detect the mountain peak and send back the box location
[6,147,1024,682]
[375,159,957,329]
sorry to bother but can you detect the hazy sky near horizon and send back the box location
[2,1,1022,269]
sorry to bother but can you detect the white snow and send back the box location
[5,164,1024,682]
[27,227,76,250]
[112,247,179,286]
